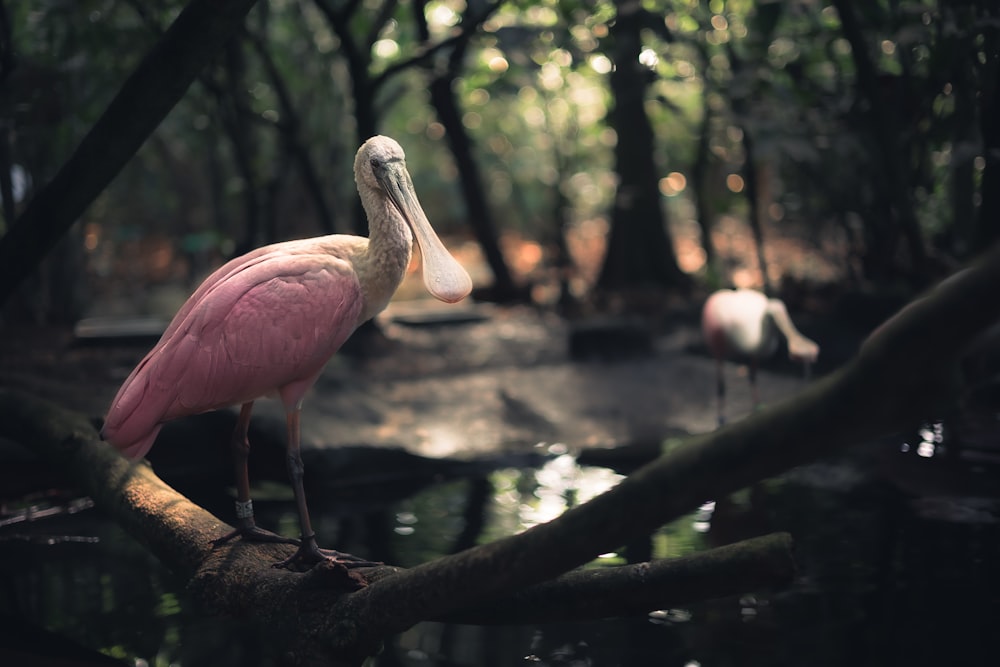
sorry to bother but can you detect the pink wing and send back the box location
[102,248,364,459]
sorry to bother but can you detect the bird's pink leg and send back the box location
[273,407,378,571]
[212,402,298,547]
[231,401,256,520]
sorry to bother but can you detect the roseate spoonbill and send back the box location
[701,288,819,425]
[101,136,472,569]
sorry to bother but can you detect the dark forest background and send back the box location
[0,0,997,324]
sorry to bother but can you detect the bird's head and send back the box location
[787,338,819,365]
[355,136,472,304]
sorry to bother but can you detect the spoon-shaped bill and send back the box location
[379,164,473,303]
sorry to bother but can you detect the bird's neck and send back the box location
[356,204,413,323]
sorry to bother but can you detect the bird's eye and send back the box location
[370,158,380,170]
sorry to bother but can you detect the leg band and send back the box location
[235,499,254,520]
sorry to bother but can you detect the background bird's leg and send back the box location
[274,407,379,571]
[213,402,298,547]
[715,359,726,426]
[749,359,761,409]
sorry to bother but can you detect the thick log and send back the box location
[0,388,798,665]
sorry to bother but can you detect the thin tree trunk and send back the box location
[832,0,927,282]
[246,29,338,235]
[691,84,717,276]
[551,132,576,306]
[427,76,518,299]
[413,0,518,301]
[0,0,15,230]
[741,129,772,294]
[598,0,688,291]
[312,0,377,236]
[974,45,1000,252]
[220,40,264,251]
[0,124,14,230]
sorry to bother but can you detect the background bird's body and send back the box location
[701,289,779,363]
[101,136,471,570]
[702,288,819,425]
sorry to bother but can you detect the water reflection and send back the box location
[901,421,944,458]
[496,450,625,531]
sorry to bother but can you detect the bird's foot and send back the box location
[212,521,300,548]
[272,534,380,573]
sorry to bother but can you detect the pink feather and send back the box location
[102,243,364,459]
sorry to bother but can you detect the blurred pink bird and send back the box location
[101,136,472,569]
[701,288,819,425]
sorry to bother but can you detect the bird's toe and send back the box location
[212,524,300,548]
[271,538,380,574]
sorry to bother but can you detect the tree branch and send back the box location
[374,0,504,87]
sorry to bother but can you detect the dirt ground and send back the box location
[0,297,832,465]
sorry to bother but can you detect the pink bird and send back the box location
[701,288,819,425]
[101,136,472,569]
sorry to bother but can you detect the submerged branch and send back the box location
[435,532,795,625]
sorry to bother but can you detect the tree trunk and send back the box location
[598,0,688,291]
[220,39,264,252]
[0,0,260,307]
[740,129,772,294]
[691,81,717,277]
[412,0,519,301]
[246,29,338,236]
[974,45,1000,252]
[832,0,928,283]
[311,0,381,236]
[426,76,519,300]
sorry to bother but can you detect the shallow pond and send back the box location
[2,433,999,667]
